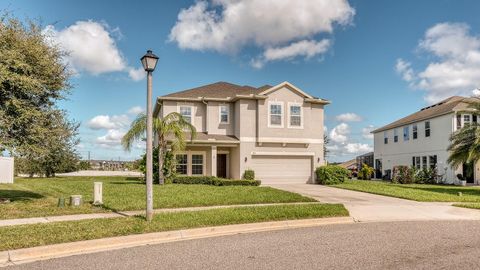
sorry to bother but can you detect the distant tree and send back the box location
[0,14,79,176]
[323,134,330,161]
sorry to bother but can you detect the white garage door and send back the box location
[251,156,312,184]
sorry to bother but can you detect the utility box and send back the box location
[70,195,83,207]
[93,182,103,205]
[0,157,14,184]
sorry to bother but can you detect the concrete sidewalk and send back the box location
[0,202,319,227]
[268,183,480,222]
[0,216,353,267]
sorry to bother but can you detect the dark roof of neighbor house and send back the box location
[162,82,272,99]
[372,96,479,133]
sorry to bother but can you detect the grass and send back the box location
[452,203,480,210]
[0,203,348,251]
[0,176,315,220]
[333,180,480,202]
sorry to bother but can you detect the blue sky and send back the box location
[3,0,480,162]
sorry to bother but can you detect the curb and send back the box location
[0,216,353,267]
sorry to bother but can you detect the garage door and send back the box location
[251,156,312,184]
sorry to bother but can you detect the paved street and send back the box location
[6,220,480,270]
[269,183,480,222]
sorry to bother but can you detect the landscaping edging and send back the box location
[0,216,354,267]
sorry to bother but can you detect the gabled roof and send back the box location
[372,96,479,133]
[157,81,329,104]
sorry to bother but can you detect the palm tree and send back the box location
[447,99,480,176]
[122,112,196,184]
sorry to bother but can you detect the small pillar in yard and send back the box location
[94,182,103,205]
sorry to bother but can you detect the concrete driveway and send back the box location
[268,183,480,222]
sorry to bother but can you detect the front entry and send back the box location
[217,154,227,178]
[463,162,475,183]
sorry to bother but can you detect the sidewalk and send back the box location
[0,202,320,227]
[0,216,354,267]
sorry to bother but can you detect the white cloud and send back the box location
[127,106,145,115]
[169,0,354,67]
[43,21,126,75]
[397,22,480,103]
[96,129,126,147]
[472,88,480,97]
[344,143,373,154]
[128,67,146,81]
[362,125,375,140]
[252,39,331,68]
[395,58,414,82]
[335,113,363,122]
[87,115,130,130]
[329,123,350,143]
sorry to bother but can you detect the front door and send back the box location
[217,154,227,178]
[463,162,475,183]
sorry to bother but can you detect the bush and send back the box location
[243,169,255,180]
[172,176,261,186]
[392,166,415,184]
[357,163,375,180]
[315,165,349,185]
[414,168,437,184]
[139,147,176,184]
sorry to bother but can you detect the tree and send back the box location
[447,99,480,174]
[0,15,79,176]
[122,112,196,184]
[323,134,330,161]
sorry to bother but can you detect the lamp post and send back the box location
[141,50,159,222]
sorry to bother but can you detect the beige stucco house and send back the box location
[373,96,480,184]
[153,81,329,184]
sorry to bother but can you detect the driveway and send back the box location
[268,183,480,222]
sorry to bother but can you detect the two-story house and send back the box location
[372,96,480,184]
[153,81,329,184]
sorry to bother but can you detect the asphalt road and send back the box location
[7,220,480,270]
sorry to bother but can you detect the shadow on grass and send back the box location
[401,185,480,197]
[0,190,44,202]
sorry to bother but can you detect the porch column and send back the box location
[211,146,217,177]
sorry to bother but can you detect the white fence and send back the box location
[0,157,14,183]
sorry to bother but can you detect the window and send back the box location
[269,102,283,127]
[288,104,302,128]
[412,157,416,167]
[464,114,471,126]
[413,124,418,139]
[403,126,410,141]
[176,154,187,175]
[473,114,478,123]
[425,121,430,137]
[384,131,388,144]
[179,106,193,124]
[422,156,427,169]
[394,129,398,142]
[415,157,420,169]
[191,154,204,175]
[456,114,462,130]
[219,105,229,124]
[429,155,437,169]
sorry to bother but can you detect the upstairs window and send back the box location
[288,104,302,128]
[403,126,410,141]
[384,131,388,144]
[413,124,418,139]
[269,102,284,127]
[179,106,193,124]
[425,121,431,137]
[219,105,229,124]
[394,129,398,142]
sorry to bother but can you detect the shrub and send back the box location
[392,166,415,184]
[243,169,255,180]
[172,176,261,186]
[357,163,375,180]
[414,167,437,184]
[315,165,349,185]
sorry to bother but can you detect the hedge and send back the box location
[172,176,261,186]
[315,165,350,185]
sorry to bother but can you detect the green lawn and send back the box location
[452,203,480,210]
[0,203,348,251]
[0,177,315,219]
[333,180,480,202]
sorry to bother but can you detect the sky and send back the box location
[2,0,480,162]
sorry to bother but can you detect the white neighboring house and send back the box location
[0,157,14,183]
[372,96,480,184]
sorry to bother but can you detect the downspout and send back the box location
[202,97,208,134]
